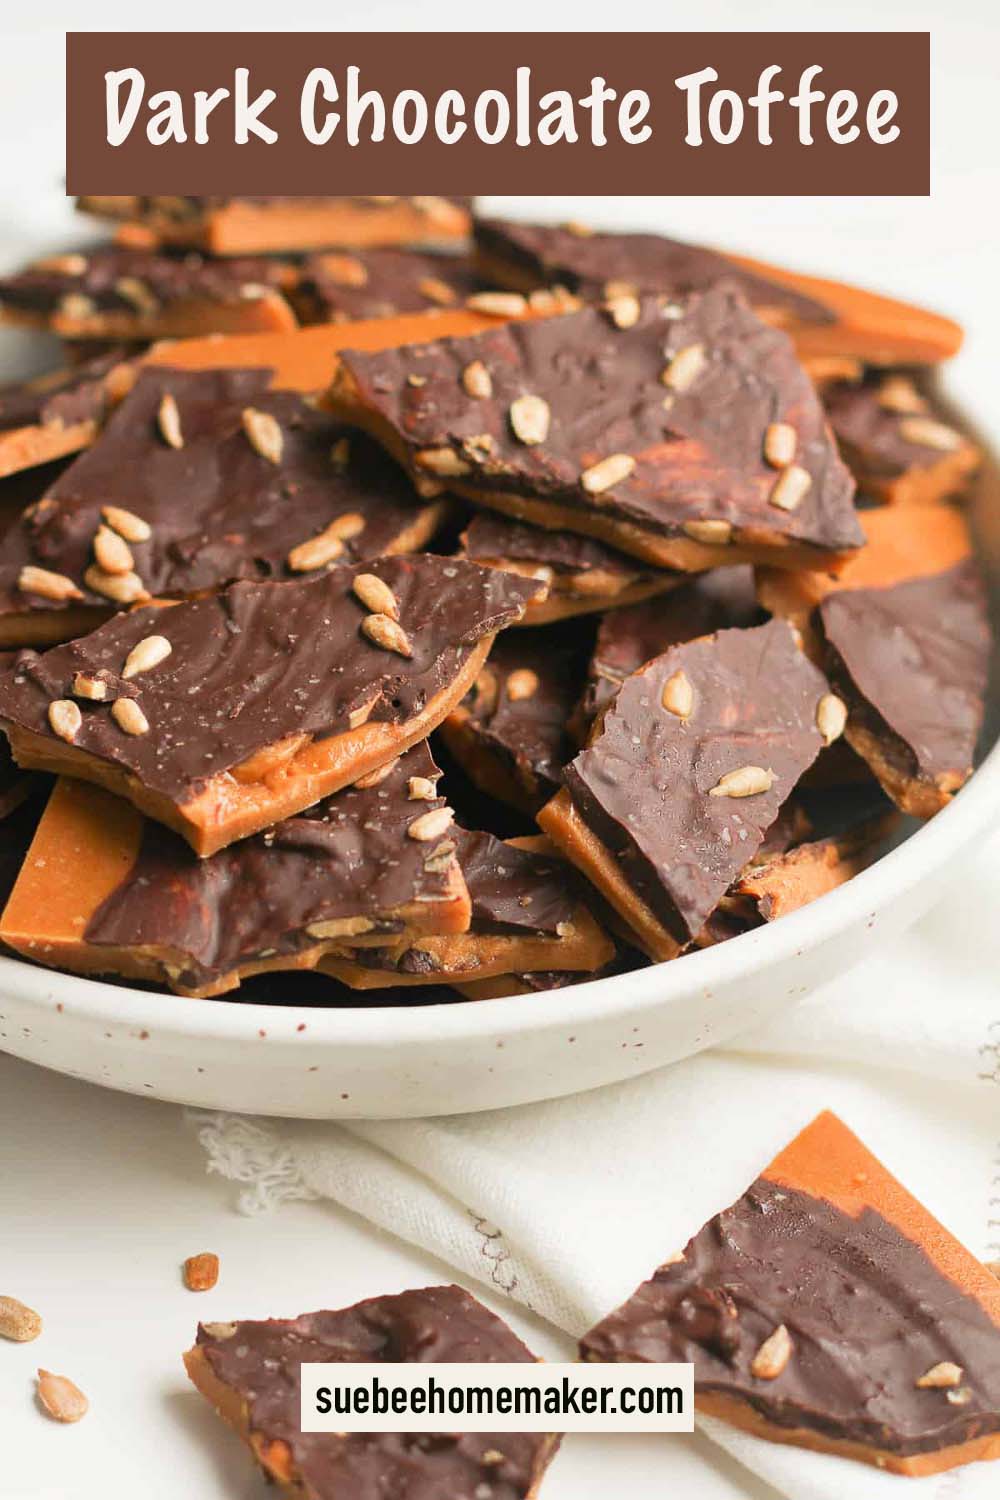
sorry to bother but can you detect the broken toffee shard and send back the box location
[0,556,542,856]
[330,289,863,573]
[185,1285,560,1499]
[580,1111,1000,1477]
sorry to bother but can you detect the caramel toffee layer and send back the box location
[462,511,657,581]
[0,348,127,435]
[0,245,291,323]
[445,625,589,812]
[189,1285,555,1500]
[335,290,861,556]
[580,1178,1000,1458]
[474,218,834,326]
[1,367,441,620]
[577,565,762,731]
[295,248,483,324]
[823,373,977,492]
[819,562,990,808]
[83,744,461,991]
[0,556,540,805]
[562,619,828,943]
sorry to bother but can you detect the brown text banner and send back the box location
[66,32,929,197]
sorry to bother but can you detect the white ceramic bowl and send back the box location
[1,357,998,1117]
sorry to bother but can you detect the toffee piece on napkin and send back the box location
[0,366,446,648]
[0,348,135,482]
[459,511,683,626]
[0,245,297,341]
[330,289,863,574]
[823,370,980,507]
[818,561,991,818]
[321,831,614,989]
[440,625,588,817]
[0,556,542,856]
[580,1110,1000,1477]
[473,217,965,366]
[78,195,473,256]
[538,619,832,962]
[0,746,470,997]
[184,1285,560,1500]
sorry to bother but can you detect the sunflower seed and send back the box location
[877,375,927,414]
[102,505,152,543]
[898,416,962,452]
[48,699,81,742]
[57,293,96,321]
[112,698,150,735]
[93,525,134,576]
[415,447,471,477]
[661,669,693,718]
[509,395,550,446]
[465,292,528,317]
[72,673,109,701]
[352,573,399,619]
[581,453,636,495]
[750,1325,792,1380]
[361,614,412,656]
[682,519,732,546]
[84,566,149,604]
[770,465,812,512]
[709,766,774,798]
[462,361,493,400]
[661,344,707,392]
[287,527,345,572]
[407,806,454,842]
[17,565,82,602]
[816,693,847,745]
[157,393,183,450]
[419,276,457,306]
[764,422,797,469]
[605,292,641,329]
[407,776,437,800]
[306,915,376,939]
[916,1362,963,1389]
[122,634,172,679]
[242,407,283,464]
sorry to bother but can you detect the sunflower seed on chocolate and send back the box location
[330,289,862,573]
[292,247,483,324]
[0,368,447,648]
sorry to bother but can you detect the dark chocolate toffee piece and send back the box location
[184,1285,559,1500]
[79,195,473,255]
[818,561,991,819]
[0,555,542,855]
[474,218,965,366]
[0,244,297,339]
[321,830,614,988]
[580,1111,1000,1476]
[474,217,834,325]
[573,566,762,737]
[539,619,832,962]
[823,372,980,506]
[293,247,483,324]
[453,941,649,1001]
[0,747,468,997]
[330,289,862,573]
[460,512,682,625]
[0,366,446,646]
[440,625,589,816]
[0,348,135,481]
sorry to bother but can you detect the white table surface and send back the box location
[1,3,997,1498]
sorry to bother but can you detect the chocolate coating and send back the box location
[296,248,482,323]
[339,291,861,553]
[450,625,590,812]
[195,1285,554,1500]
[577,566,762,731]
[564,619,828,942]
[0,245,289,321]
[463,511,648,579]
[475,218,834,325]
[819,562,990,793]
[581,1178,1000,1459]
[823,376,969,480]
[84,744,458,989]
[0,367,439,618]
[0,348,127,435]
[0,555,540,804]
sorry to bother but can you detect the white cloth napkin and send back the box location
[197,833,1000,1500]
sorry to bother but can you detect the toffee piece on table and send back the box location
[580,1110,1000,1477]
[330,289,863,574]
[818,561,991,818]
[0,745,469,997]
[539,618,831,961]
[184,1284,560,1500]
[0,365,447,647]
[0,555,542,856]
